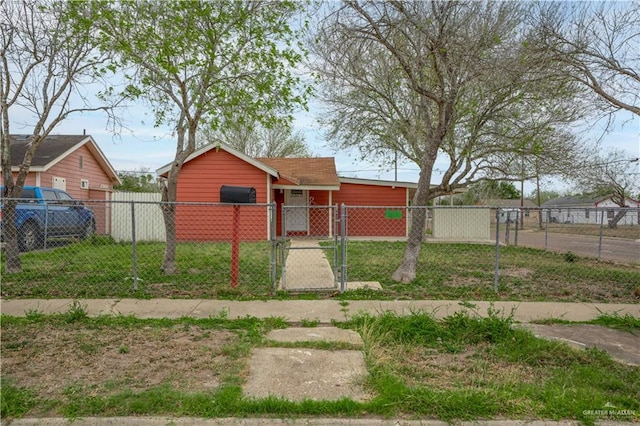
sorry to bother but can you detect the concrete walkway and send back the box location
[279,239,337,291]
[2,298,638,323]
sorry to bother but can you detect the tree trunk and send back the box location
[2,200,22,273]
[392,147,437,283]
[160,166,180,275]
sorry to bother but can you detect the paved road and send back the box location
[502,230,640,264]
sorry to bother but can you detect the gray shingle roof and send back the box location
[9,135,87,167]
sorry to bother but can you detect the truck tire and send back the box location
[18,221,43,252]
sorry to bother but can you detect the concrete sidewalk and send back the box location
[1,298,638,322]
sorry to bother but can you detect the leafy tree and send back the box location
[114,169,159,192]
[82,0,310,273]
[311,1,583,282]
[460,181,521,205]
[1,0,117,272]
[199,120,311,158]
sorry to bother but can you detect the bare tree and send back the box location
[199,120,311,158]
[571,150,640,227]
[1,0,116,272]
[311,1,584,282]
[84,0,309,274]
[534,1,640,116]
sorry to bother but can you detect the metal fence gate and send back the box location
[278,205,340,291]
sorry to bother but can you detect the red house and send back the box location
[157,143,417,241]
[4,135,121,234]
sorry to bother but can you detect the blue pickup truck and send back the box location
[0,186,96,251]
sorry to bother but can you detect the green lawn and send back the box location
[2,238,638,302]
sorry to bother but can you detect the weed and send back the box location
[64,300,88,323]
[119,345,130,354]
[563,251,578,262]
[0,378,38,418]
[300,318,320,327]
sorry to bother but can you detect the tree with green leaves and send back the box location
[80,0,310,273]
[311,1,584,283]
[1,0,117,272]
[115,168,159,193]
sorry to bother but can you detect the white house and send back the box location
[542,195,640,226]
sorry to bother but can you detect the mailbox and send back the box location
[220,185,256,204]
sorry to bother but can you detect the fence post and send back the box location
[43,204,49,250]
[269,203,277,291]
[494,208,500,293]
[598,209,604,261]
[333,204,339,287]
[340,203,347,293]
[281,206,287,290]
[131,200,139,291]
[504,210,510,245]
[514,211,519,246]
[544,209,549,250]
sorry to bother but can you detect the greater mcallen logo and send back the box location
[583,402,637,418]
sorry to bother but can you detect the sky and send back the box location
[17,93,637,197]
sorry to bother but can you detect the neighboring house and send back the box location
[542,195,640,225]
[482,199,540,225]
[3,134,121,234]
[156,143,418,241]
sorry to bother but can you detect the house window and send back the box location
[607,210,614,219]
[79,155,84,170]
[524,208,530,217]
[290,189,303,197]
[585,209,590,219]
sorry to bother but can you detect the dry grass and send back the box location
[1,323,237,399]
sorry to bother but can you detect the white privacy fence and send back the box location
[110,192,166,242]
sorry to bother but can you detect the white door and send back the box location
[285,189,308,233]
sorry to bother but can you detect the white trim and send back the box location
[406,188,410,237]
[273,184,340,191]
[35,172,41,186]
[266,173,272,240]
[156,142,279,178]
[339,176,417,188]
[328,190,333,238]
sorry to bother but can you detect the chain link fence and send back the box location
[1,198,638,302]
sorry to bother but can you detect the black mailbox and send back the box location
[220,185,256,203]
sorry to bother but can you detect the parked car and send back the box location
[0,186,95,251]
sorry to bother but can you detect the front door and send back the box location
[284,189,308,234]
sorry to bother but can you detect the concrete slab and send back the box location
[345,281,382,291]
[111,299,203,319]
[266,327,363,345]
[243,348,369,402]
[280,240,336,291]
[520,323,640,366]
[5,417,605,425]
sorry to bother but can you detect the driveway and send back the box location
[502,229,640,264]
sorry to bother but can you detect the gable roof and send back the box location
[8,134,120,184]
[156,143,279,178]
[258,157,340,189]
[339,176,417,189]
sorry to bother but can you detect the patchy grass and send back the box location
[1,240,274,299]
[2,308,638,423]
[332,242,640,303]
[2,239,638,303]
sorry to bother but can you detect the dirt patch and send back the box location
[502,267,533,278]
[1,323,236,398]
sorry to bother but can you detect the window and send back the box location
[42,189,58,201]
[524,208,530,217]
[607,210,614,219]
[290,189,303,197]
[585,209,590,219]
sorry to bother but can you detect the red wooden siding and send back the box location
[175,149,269,241]
[333,182,407,237]
[308,190,331,236]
